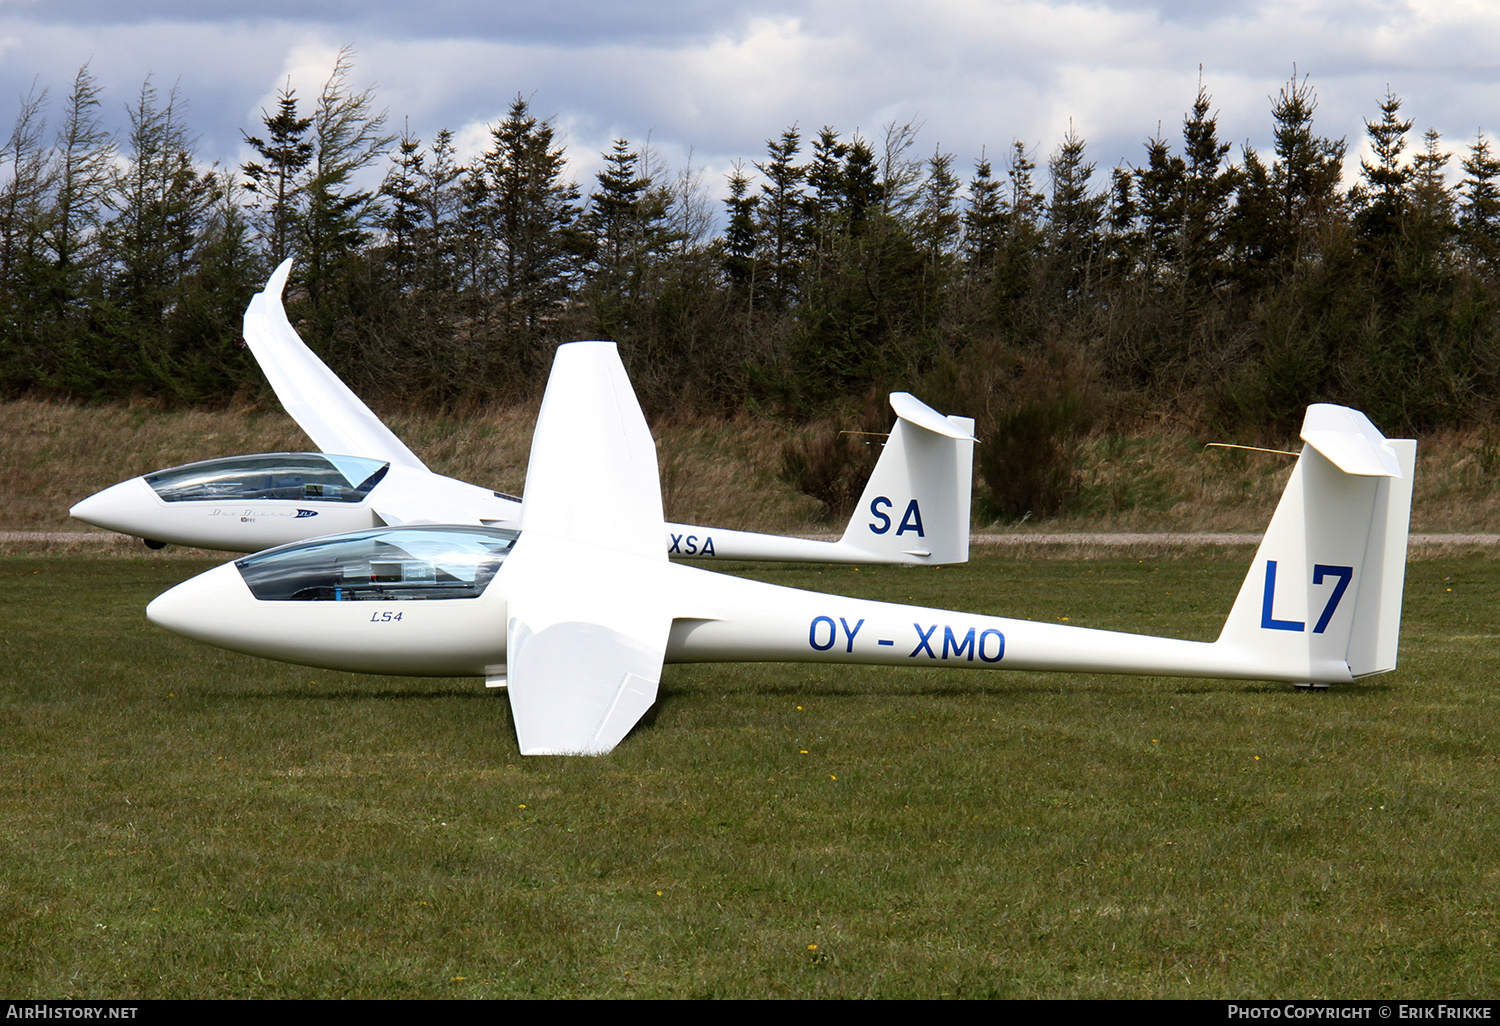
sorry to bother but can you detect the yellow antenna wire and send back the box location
[1204,442,1299,457]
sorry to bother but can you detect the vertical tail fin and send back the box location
[1216,405,1416,684]
[837,393,976,565]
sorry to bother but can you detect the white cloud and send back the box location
[1,0,1499,210]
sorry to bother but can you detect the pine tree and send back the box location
[580,138,673,333]
[753,127,806,309]
[242,85,312,266]
[49,63,114,307]
[842,135,881,226]
[1007,140,1045,234]
[0,82,53,390]
[1135,132,1184,279]
[1268,71,1346,269]
[40,63,115,392]
[961,152,1005,270]
[1353,89,1413,257]
[802,125,848,273]
[1411,128,1454,230]
[302,47,392,307]
[109,78,218,335]
[1179,82,1235,291]
[1459,131,1500,273]
[1045,126,1104,300]
[1102,166,1139,280]
[914,147,961,272]
[380,125,427,290]
[1224,145,1276,286]
[414,129,465,297]
[483,95,580,340]
[722,160,760,295]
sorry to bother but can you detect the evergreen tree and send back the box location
[580,138,673,333]
[1460,131,1500,273]
[842,135,881,226]
[1102,165,1139,280]
[962,152,1005,270]
[483,95,580,341]
[1410,128,1454,232]
[379,125,427,290]
[991,140,1044,317]
[1134,132,1184,279]
[1268,71,1346,269]
[755,126,805,308]
[48,64,114,308]
[722,160,760,296]
[1007,140,1045,234]
[0,84,53,391]
[1179,83,1235,291]
[802,125,848,274]
[0,84,51,300]
[1044,126,1104,301]
[108,78,218,338]
[1224,145,1276,287]
[41,63,115,391]
[241,85,312,266]
[1353,89,1413,260]
[302,47,392,308]
[914,146,961,272]
[413,128,465,298]
[158,169,261,402]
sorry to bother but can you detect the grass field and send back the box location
[2,550,1498,998]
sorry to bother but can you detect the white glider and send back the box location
[71,261,974,564]
[147,342,1416,756]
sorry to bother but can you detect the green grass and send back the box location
[2,552,1499,998]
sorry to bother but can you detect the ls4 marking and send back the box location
[1260,560,1354,634]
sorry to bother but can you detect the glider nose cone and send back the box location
[70,478,153,535]
[147,562,248,644]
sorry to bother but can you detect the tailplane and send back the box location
[1216,404,1416,684]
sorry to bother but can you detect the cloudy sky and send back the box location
[2,0,1498,208]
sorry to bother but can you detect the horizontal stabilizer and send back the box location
[889,392,978,440]
[1300,403,1404,478]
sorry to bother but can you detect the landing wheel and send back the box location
[1292,682,1331,691]
[143,539,167,550]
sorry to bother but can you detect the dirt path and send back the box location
[5,531,1496,547]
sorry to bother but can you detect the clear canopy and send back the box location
[145,453,389,504]
[235,525,520,601]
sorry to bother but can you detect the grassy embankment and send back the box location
[5,398,1500,546]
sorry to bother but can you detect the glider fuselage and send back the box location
[145,525,1361,686]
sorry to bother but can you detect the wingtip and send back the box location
[267,259,293,297]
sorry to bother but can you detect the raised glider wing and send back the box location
[146,342,1417,756]
[70,261,975,565]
